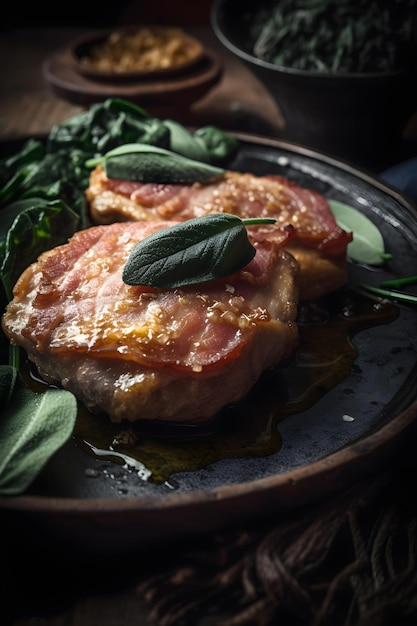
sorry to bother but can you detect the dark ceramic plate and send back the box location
[1,133,417,555]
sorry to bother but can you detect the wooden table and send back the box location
[0,27,284,142]
[1,26,417,626]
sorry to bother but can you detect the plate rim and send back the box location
[1,395,416,512]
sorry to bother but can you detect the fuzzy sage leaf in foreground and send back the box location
[0,365,78,495]
[123,214,276,289]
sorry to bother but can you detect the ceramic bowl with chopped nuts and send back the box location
[71,26,205,82]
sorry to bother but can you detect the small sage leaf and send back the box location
[0,365,78,495]
[86,143,224,184]
[329,200,392,266]
[162,119,211,163]
[123,214,275,288]
[194,125,239,165]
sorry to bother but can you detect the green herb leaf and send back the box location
[86,143,225,184]
[162,119,211,163]
[0,365,78,495]
[123,214,276,288]
[0,138,45,190]
[329,200,392,266]
[0,170,29,204]
[380,275,417,288]
[193,125,239,165]
[0,198,80,301]
[359,283,417,306]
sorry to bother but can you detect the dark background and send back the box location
[3,0,213,29]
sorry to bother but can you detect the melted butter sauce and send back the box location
[26,288,398,486]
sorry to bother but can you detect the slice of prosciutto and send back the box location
[2,221,299,424]
[87,167,352,301]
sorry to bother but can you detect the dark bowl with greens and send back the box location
[211,0,417,169]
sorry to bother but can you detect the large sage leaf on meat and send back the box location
[0,365,77,495]
[123,213,276,288]
[329,200,392,266]
[85,144,224,184]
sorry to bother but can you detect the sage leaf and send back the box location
[86,143,224,184]
[194,125,239,165]
[0,365,78,495]
[329,200,392,266]
[162,119,211,163]
[123,214,276,288]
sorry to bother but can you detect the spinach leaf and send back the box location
[0,146,90,227]
[0,197,80,301]
[0,138,45,188]
[47,98,170,156]
[329,200,392,266]
[86,144,225,184]
[0,170,29,205]
[123,214,276,288]
[0,365,77,495]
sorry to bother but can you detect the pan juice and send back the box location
[61,287,397,485]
